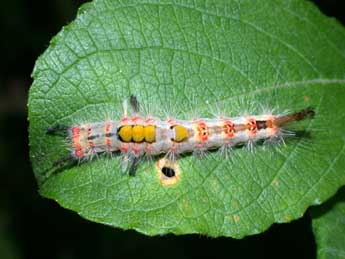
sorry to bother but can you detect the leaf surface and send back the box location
[29,0,345,237]
[311,187,345,259]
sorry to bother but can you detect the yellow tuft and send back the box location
[174,125,188,142]
[118,125,132,142]
[144,125,155,143]
[132,125,145,142]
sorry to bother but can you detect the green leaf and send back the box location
[28,0,345,237]
[311,187,345,259]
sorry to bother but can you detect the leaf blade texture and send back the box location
[311,187,345,259]
[29,0,345,237]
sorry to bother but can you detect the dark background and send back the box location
[0,1,344,258]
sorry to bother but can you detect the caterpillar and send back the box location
[47,96,315,176]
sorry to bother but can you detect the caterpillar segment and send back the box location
[69,109,314,160]
[47,96,315,176]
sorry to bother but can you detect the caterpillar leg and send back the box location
[128,157,140,176]
[120,154,140,176]
[46,124,69,136]
[41,155,77,182]
[130,95,140,113]
[122,95,141,117]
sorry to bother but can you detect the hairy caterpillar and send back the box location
[47,96,315,176]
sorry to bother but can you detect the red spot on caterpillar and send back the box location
[120,144,129,152]
[105,121,111,133]
[71,127,84,158]
[104,121,112,148]
[145,145,152,152]
[75,148,84,158]
[167,118,176,125]
[223,120,235,138]
[72,126,80,138]
[196,121,209,141]
[170,145,177,153]
[132,144,140,154]
[120,117,129,124]
[247,118,257,134]
[74,141,84,157]
[131,115,142,123]
[196,143,205,149]
[145,117,154,124]
[223,140,230,145]
[105,138,112,147]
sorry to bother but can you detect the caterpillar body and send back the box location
[47,96,315,176]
